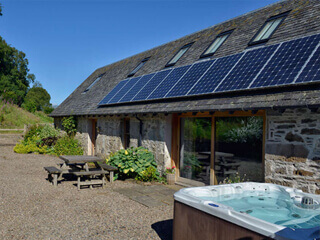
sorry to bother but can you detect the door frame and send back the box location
[171,110,266,186]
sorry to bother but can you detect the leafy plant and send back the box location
[38,124,60,139]
[106,147,159,181]
[62,116,77,137]
[14,138,52,154]
[24,124,44,140]
[135,166,159,182]
[54,136,83,156]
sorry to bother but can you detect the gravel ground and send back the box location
[0,134,173,240]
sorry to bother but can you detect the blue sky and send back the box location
[0,0,279,105]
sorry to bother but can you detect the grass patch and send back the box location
[0,100,53,129]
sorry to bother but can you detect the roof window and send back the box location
[249,11,290,46]
[200,30,233,58]
[166,42,194,67]
[83,74,103,93]
[128,57,150,77]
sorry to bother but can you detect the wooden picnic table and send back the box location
[59,155,103,172]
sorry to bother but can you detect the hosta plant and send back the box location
[106,147,159,181]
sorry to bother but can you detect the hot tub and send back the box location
[173,183,320,240]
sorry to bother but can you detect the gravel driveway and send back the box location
[0,134,174,240]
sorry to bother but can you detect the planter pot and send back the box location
[166,173,176,185]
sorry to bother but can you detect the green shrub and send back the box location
[54,136,83,156]
[107,147,158,181]
[38,124,60,139]
[62,116,77,137]
[24,125,44,140]
[135,166,159,182]
[14,138,52,154]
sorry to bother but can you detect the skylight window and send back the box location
[249,11,290,46]
[166,42,194,67]
[128,57,150,77]
[83,74,103,93]
[200,30,233,58]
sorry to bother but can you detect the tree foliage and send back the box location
[0,3,2,16]
[0,36,34,105]
[23,86,51,112]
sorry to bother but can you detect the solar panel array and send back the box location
[98,33,320,106]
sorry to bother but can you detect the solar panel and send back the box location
[98,33,320,107]
[295,35,320,83]
[148,65,191,100]
[119,73,156,103]
[133,69,172,101]
[108,76,141,104]
[251,34,320,88]
[188,53,243,95]
[166,60,215,98]
[216,45,279,92]
[98,79,130,105]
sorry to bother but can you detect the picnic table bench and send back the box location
[44,155,118,189]
[44,166,62,186]
[73,169,109,190]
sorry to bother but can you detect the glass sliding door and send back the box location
[180,118,211,185]
[214,116,264,184]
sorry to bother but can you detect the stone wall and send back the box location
[75,117,90,155]
[265,108,320,194]
[95,116,123,157]
[129,114,172,174]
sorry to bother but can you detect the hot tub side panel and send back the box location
[173,201,272,240]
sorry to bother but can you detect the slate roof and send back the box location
[51,0,320,117]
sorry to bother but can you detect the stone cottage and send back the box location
[51,0,320,193]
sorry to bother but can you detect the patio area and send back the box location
[0,134,181,240]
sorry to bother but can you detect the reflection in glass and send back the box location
[180,118,211,184]
[215,117,264,184]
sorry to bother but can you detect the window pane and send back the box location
[254,17,283,42]
[215,116,264,184]
[261,18,282,40]
[131,62,145,75]
[180,118,211,184]
[204,34,228,55]
[168,47,188,65]
[254,21,273,41]
[84,75,102,92]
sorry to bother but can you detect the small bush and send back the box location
[38,124,60,139]
[107,147,159,181]
[62,116,77,137]
[54,136,83,156]
[14,138,52,154]
[24,125,44,140]
[135,166,159,182]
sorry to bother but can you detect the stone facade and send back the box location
[54,108,320,193]
[265,108,320,194]
[58,114,172,174]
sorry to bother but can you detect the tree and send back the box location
[0,3,2,16]
[0,37,34,105]
[23,87,51,112]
